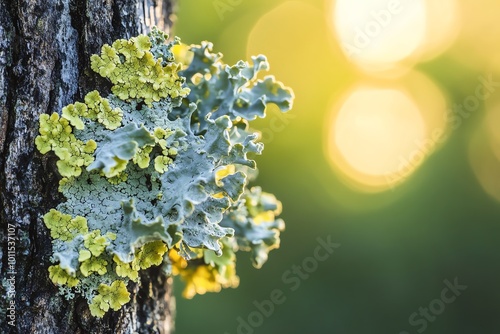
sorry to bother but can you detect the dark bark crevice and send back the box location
[0,0,18,161]
[0,1,176,333]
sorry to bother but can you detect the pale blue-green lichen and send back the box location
[36,27,293,318]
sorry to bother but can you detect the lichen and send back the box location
[36,28,293,317]
[43,209,88,242]
[35,113,97,178]
[88,280,131,317]
[90,28,190,106]
[48,265,80,287]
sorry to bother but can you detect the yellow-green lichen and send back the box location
[107,172,129,185]
[113,241,167,281]
[83,90,102,118]
[43,209,88,241]
[37,28,291,319]
[78,249,92,262]
[113,255,139,281]
[96,98,123,130]
[90,35,190,106]
[105,158,128,178]
[62,90,123,131]
[132,145,153,169]
[89,280,131,318]
[61,102,88,130]
[35,113,72,154]
[36,113,97,177]
[48,265,80,287]
[80,257,108,277]
[134,240,168,269]
[154,155,172,174]
[83,230,110,257]
[168,246,239,299]
[53,139,97,177]
[150,127,177,173]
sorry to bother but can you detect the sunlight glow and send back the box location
[469,131,500,204]
[403,71,449,143]
[246,1,338,98]
[326,87,428,192]
[451,0,500,71]
[486,103,500,163]
[418,0,461,61]
[332,0,427,73]
[468,98,500,204]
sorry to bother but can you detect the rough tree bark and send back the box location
[0,1,176,333]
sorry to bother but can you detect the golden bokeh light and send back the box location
[244,0,455,195]
[417,0,461,61]
[467,72,500,204]
[331,0,427,74]
[469,129,500,204]
[325,72,449,192]
[450,0,500,71]
[402,71,449,143]
[246,1,344,100]
[326,87,425,191]
[486,102,500,163]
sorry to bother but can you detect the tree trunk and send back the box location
[0,1,176,333]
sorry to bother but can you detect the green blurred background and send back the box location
[171,0,500,333]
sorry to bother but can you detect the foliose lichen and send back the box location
[36,27,293,318]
